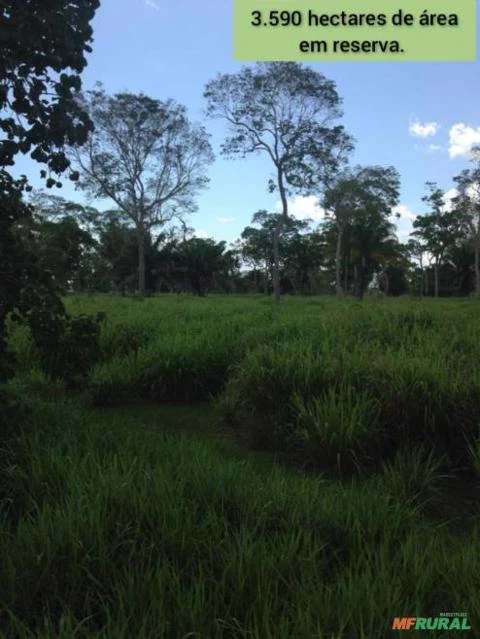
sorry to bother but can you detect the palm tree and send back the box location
[349,209,402,299]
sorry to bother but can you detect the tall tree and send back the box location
[240,210,322,295]
[349,205,401,299]
[445,239,474,295]
[72,86,214,295]
[406,238,427,296]
[322,170,360,296]
[452,146,480,295]
[412,183,465,297]
[204,62,352,303]
[322,166,400,297]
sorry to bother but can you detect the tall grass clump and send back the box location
[291,386,383,474]
[90,321,249,405]
[374,445,451,510]
[2,397,479,637]
[215,300,480,475]
[366,351,480,467]
[464,431,480,477]
[14,293,480,475]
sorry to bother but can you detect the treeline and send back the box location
[24,173,480,299]
[16,61,479,301]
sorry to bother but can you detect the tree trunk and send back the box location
[273,166,288,304]
[434,259,439,297]
[355,256,367,300]
[475,236,480,295]
[273,218,283,303]
[136,224,146,296]
[230,271,236,294]
[344,258,348,294]
[290,275,297,295]
[335,224,344,296]
[382,270,389,295]
[419,254,423,297]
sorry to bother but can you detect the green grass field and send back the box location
[2,294,480,638]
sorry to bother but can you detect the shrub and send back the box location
[26,310,106,389]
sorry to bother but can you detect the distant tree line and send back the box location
[19,171,480,299]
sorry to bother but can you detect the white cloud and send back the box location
[448,123,480,158]
[397,229,411,243]
[390,205,417,245]
[414,188,459,213]
[466,183,480,199]
[391,204,417,222]
[413,143,443,154]
[441,188,459,212]
[216,216,235,224]
[276,195,327,221]
[409,120,439,138]
[145,0,159,9]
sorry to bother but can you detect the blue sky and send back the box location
[12,0,480,246]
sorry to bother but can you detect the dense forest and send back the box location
[20,174,480,299]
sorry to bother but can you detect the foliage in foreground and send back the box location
[0,398,478,638]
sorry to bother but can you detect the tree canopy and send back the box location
[72,86,215,294]
[322,165,400,297]
[0,0,99,185]
[204,62,353,302]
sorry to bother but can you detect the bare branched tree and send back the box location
[72,85,214,294]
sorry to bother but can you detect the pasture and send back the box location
[2,294,480,638]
